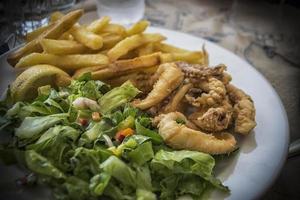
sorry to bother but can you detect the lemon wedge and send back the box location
[11,64,72,102]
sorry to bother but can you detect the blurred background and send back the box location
[0,0,299,199]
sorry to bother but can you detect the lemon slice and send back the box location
[11,64,72,102]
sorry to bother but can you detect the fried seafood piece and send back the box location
[226,84,256,135]
[105,71,154,93]
[163,83,193,113]
[175,62,226,80]
[189,97,233,132]
[156,112,237,155]
[185,77,226,107]
[133,63,184,110]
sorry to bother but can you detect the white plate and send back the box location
[0,27,289,200]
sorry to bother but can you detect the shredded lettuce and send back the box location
[98,81,140,114]
[25,150,66,179]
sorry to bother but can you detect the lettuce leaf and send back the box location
[89,172,111,196]
[100,156,136,188]
[151,150,229,194]
[70,147,104,181]
[15,114,67,146]
[25,150,66,179]
[136,189,156,200]
[128,142,154,166]
[27,125,80,171]
[135,120,163,145]
[98,81,140,114]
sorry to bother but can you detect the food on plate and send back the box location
[189,97,233,132]
[70,25,104,50]
[156,112,237,154]
[1,9,257,200]
[133,63,184,110]
[15,53,109,70]
[107,33,166,61]
[10,64,71,102]
[40,39,89,55]
[226,84,257,135]
[7,9,84,66]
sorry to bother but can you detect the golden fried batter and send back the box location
[226,84,256,135]
[157,112,237,155]
[133,63,184,110]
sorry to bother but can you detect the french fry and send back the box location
[73,65,107,79]
[7,9,84,66]
[115,52,160,68]
[50,11,64,23]
[102,34,124,50]
[159,52,205,64]
[92,53,160,80]
[26,25,52,42]
[107,33,166,61]
[40,39,88,55]
[25,11,64,42]
[126,20,149,36]
[15,53,109,70]
[104,66,158,88]
[136,43,154,56]
[70,25,103,50]
[202,45,209,66]
[87,16,111,33]
[100,24,126,36]
[154,42,190,53]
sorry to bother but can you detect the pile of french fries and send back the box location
[8,9,208,85]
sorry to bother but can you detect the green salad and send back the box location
[0,74,228,200]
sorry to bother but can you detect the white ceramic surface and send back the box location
[0,27,289,200]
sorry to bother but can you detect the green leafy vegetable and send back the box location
[135,119,163,144]
[100,156,136,188]
[15,115,67,145]
[128,142,154,165]
[89,172,111,196]
[136,189,156,200]
[99,81,140,114]
[25,150,66,179]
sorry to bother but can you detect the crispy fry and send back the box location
[107,33,166,61]
[7,9,84,66]
[100,24,126,35]
[50,11,64,23]
[87,16,111,33]
[160,52,205,64]
[136,43,154,56]
[40,39,88,55]
[202,45,209,66]
[70,25,103,50]
[104,67,157,88]
[73,65,107,79]
[116,52,160,68]
[154,42,190,53]
[26,25,52,42]
[92,53,161,80]
[126,20,149,36]
[15,53,108,70]
[102,34,124,50]
[59,32,74,40]
[26,11,64,42]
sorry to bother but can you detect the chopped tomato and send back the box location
[115,128,134,142]
[92,112,101,121]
